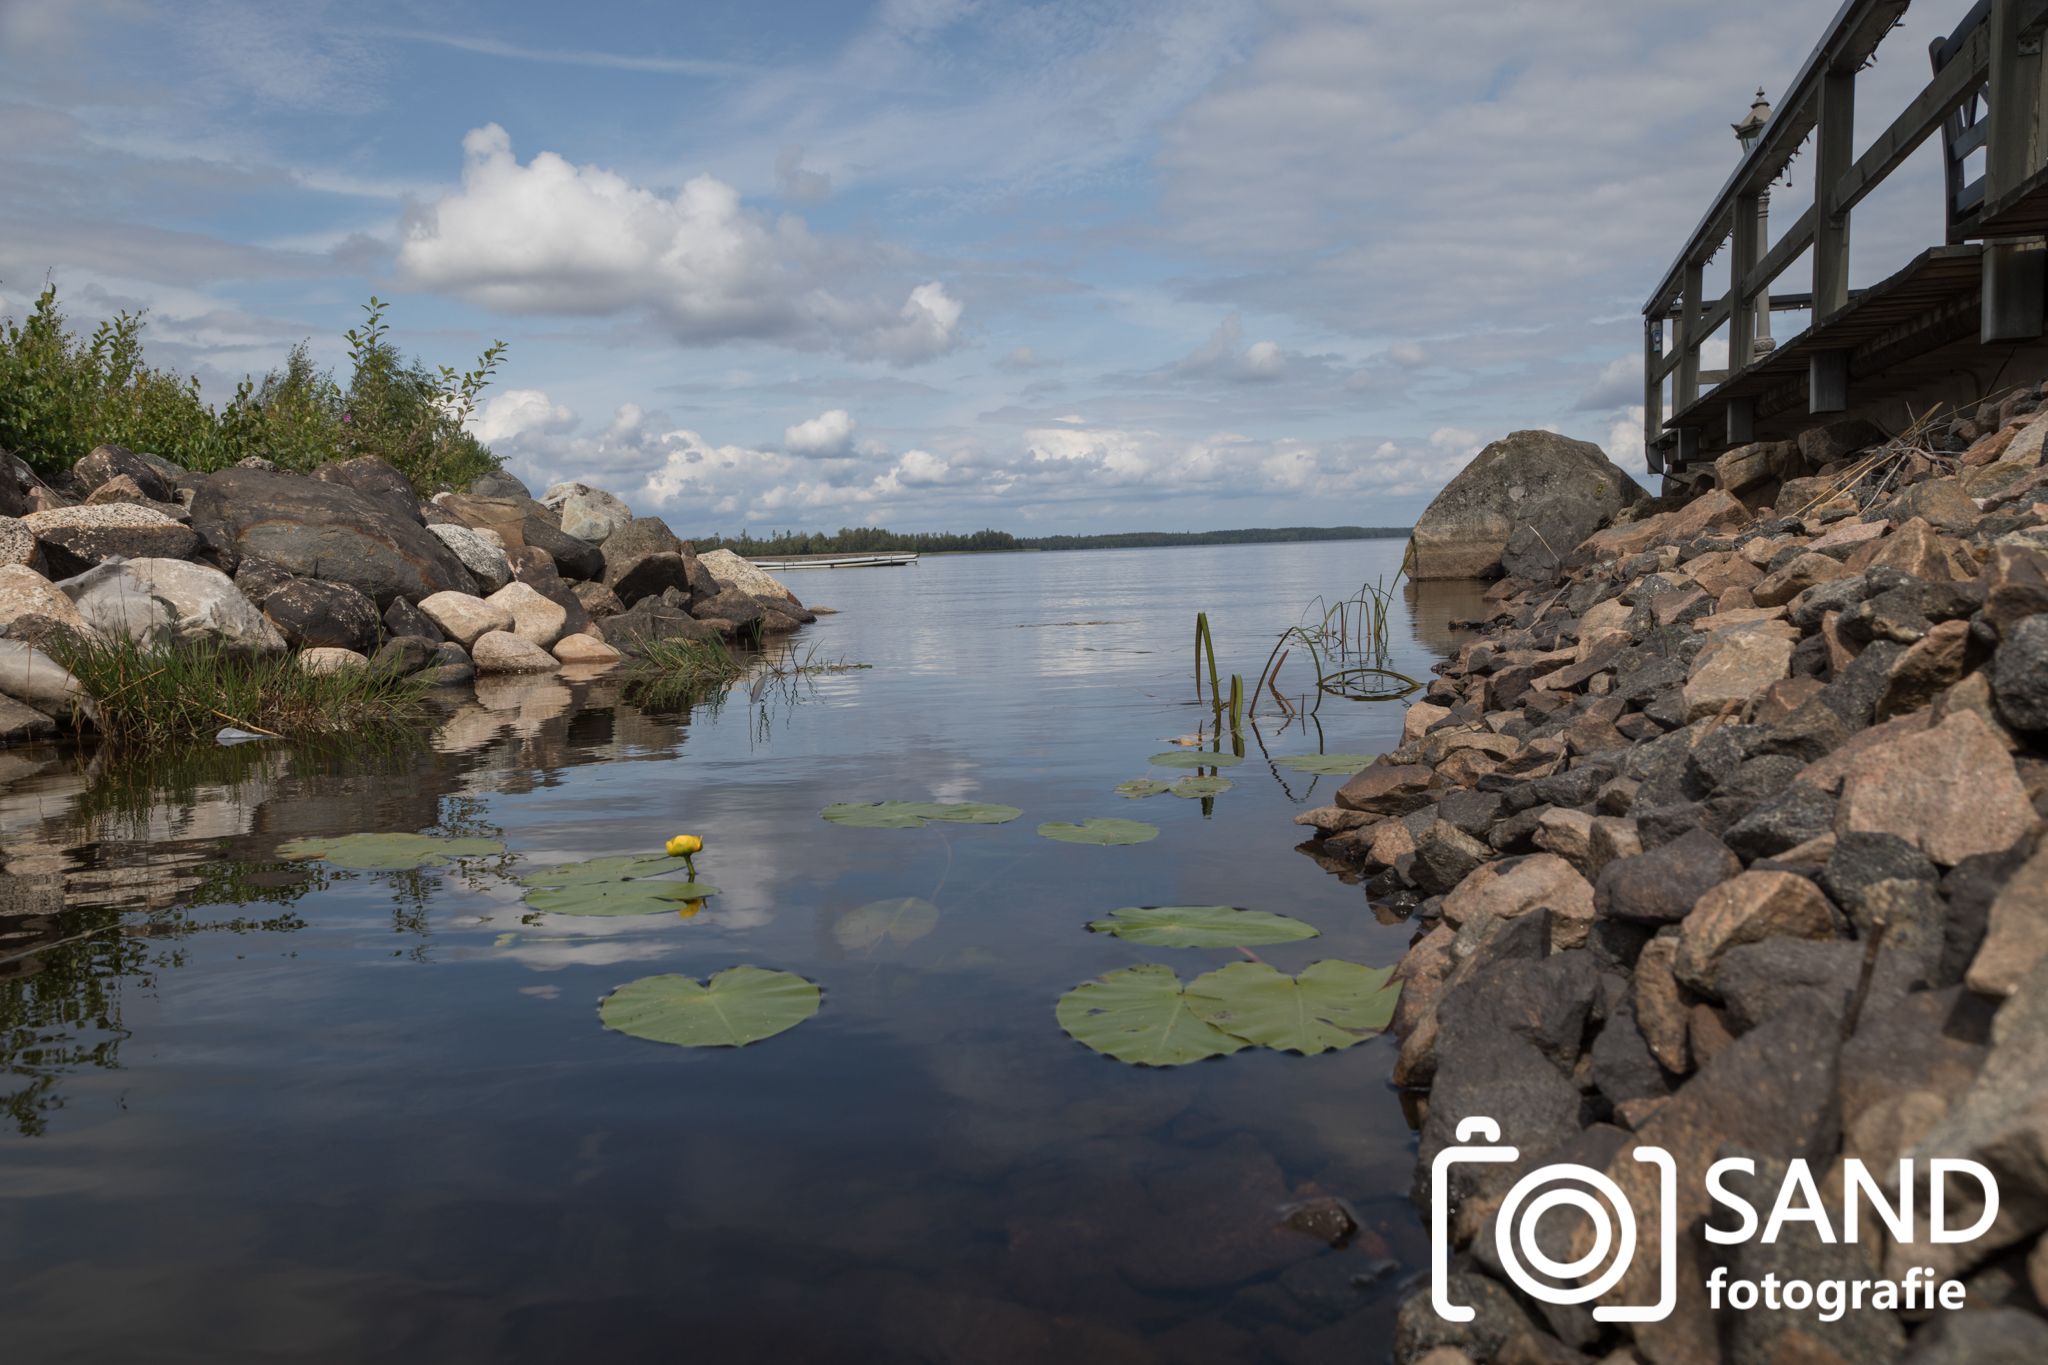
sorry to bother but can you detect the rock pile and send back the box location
[0,446,815,744]
[1295,403,2048,1363]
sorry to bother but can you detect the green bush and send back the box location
[0,285,506,493]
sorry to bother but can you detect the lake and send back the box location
[0,539,1485,1364]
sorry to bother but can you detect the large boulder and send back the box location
[311,455,419,520]
[190,467,473,606]
[0,515,33,568]
[24,503,200,576]
[0,565,93,639]
[698,548,803,605]
[0,639,93,721]
[59,558,285,655]
[426,523,513,593]
[1408,430,1645,580]
[541,481,633,543]
[434,492,604,581]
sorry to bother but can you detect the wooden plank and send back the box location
[1743,205,1817,303]
[1813,70,1857,321]
[1731,192,1760,369]
[1810,349,1850,412]
[1677,259,1704,408]
[1831,25,1990,218]
[1643,316,1664,472]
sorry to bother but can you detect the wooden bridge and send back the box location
[1645,0,2048,480]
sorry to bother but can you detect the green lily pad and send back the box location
[1037,818,1158,846]
[517,853,687,889]
[835,897,940,951]
[1273,753,1377,776]
[1147,750,1243,770]
[525,880,721,916]
[1115,779,1172,799]
[1055,964,1247,1066]
[276,832,505,871]
[1169,775,1233,798]
[1085,905,1319,948]
[1184,960,1401,1055]
[600,966,820,1048]
[822,801,1023,829]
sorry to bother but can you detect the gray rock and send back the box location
[1408,429,1646,580]
[369,634,439,676]
[417,640,474,687]
[261,578,381,653]
[541,481,633,543]
[466,469,531,499]
[74,444,171,502]
[24,503,200,576]
[1992,614,2048,732]
[60,558,285,655]
[609,551,697,607]
[312,454,419,520]
[0,639,93,721]
[1724,782,1837,861]
[1590,995,1672,1104]
[603,599,723,655]
[1595,826,1741,923]
[382,596,441,643]
[1393,1274,1540,1365]
[191,467,472,607]
[1901,1307,2048,1364]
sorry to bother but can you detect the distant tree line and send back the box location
[691,525,1411,556]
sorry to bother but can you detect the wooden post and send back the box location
[1983,0,2048,341]
[1813,69,1856,322]
[1811,350,1850,413]
[1644,314,1666,474]
[1731,191,1760,370]
[1677,259,1704,409]
[1726,395,1757,445]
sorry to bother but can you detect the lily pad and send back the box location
[276,832,505,871]
[835,897,940,951]
[1273,753,1377,776]
[1037,818,1158,846]
[1169,775,1233,798]
[600,966,820,1048]
[1055,964,1247,1066]
[1184,960,1401,1055]
[822,801,1023,829]
[525,880,721,916]
[1115,779,1172,799]
[1147,751,1243,770]
[1085,905,1319,948]
[517,853,686,889]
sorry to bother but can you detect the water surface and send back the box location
[0,540,1479,1364]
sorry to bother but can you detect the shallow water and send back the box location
[0,540,1483,1364]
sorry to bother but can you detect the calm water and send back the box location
[0,540,1485,1364]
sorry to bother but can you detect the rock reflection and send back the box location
[0,672,700,1136]
[1402,576,1492,657]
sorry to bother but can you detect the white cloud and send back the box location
[784,408,856,457]
[397,124,963,363]
[470,388,577,446]
[1176,313,1292,383]
[1576,355,1639,410]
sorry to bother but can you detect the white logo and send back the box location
[1431,1116,1677,1323]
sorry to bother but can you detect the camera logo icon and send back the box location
[1432,1117,1678,1323]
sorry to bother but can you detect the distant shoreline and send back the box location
[692,525,1413,557]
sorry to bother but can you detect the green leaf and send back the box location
[835,897,940,951]
[525,880,720,916]
[1037,818,1159,846]
[822,801,1023,829]
[1147,751,1243,770]
[1184,960,1402,1055]
[1115,780,1171,799]
[517,853,686,888]
[1273,753,1377,776]
[276,832,505,871]
[600,967,820,1048]
[1055,964,1247,1067]
[1086,905,1319,948]
[1169,775,1233,798]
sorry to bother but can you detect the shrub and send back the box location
[0,285,507,493]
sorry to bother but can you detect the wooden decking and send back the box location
[746,552,919,570]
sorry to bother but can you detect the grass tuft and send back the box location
[50,635,429,750]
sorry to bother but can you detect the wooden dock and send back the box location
[746,552,919,570]
[1644,0,2048,482]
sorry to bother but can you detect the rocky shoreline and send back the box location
[1295,411,2048,1362]
[0,445,814,744]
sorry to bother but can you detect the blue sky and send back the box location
[0,0,1976,535]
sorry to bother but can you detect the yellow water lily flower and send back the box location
[678,899,706,920]
[666,834,703,857]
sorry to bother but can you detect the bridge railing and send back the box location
[1642,0,2048,474]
